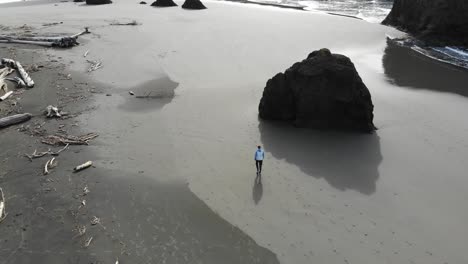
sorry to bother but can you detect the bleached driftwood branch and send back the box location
[0,187,7,223]
[43,157,57,175]
[83,185,90,195]
[74,161,93,172]
[83,236,93,248]
[0,91,13,101]
[1,58,34,88]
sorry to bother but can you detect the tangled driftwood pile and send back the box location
[0,27,90,48]
[0,57,34,103]
[42,133,98,146]
[25,144,69,161]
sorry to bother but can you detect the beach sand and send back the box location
[1,1,468,263]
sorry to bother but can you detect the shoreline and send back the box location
[1,1,468,264]
[0,39,280,263]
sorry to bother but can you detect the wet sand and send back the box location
[1,1,468,263]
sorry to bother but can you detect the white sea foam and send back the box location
[444,47,468,60]
[273,0,392,22]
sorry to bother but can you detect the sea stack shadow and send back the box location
[258,121,382,195]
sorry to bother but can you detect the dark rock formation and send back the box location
[182,0,206,10]
[259,49,375,132]
[140,1,147,4]
[151,0,177,7]
[86,0,112,4]
[382,0,468,46]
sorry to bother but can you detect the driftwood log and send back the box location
[0,187,5,222]
[71,27,90,38]
[0,28,90,48]
[0,79,7,95]
[0,39,57,47]
[74,161,93,172]
[0,113,32,129]
[0,91,13,101]
[1,58,34,88]
[0,67,14,78]
[0,67,14,94]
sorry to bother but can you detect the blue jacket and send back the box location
[255,149,265,161]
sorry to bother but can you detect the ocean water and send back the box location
[242,0,393,23]
[298,0,468,69]
[241,0,468,69]
[299,0,393,23]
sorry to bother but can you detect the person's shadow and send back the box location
[259,120,382,195]
[252,173,263,205]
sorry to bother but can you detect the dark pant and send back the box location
[255,160,263,173]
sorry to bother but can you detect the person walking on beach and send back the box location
[254,145,265,174]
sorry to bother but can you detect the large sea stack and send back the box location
[86,0,112,4]
[151,0,177,7]
[382,0,468,46]
[259,49,375,133]
[182,0,207,9]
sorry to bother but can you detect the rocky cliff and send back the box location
[383,0,468,46]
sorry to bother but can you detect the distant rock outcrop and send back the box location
[182,0,206,9]
[151,0,177,7]
[259,49,375,132]
[382,0,468,46]
[86,0,112,4]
